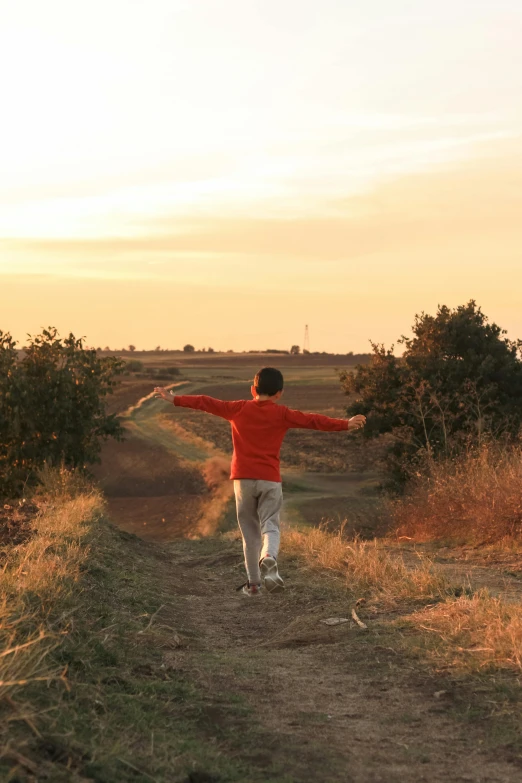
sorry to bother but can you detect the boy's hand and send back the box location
[154,386,174,402]
[347,414,366,431]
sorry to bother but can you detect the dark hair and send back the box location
[254,367,284,396]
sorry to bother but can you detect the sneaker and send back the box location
[260,555,284,593]
[237,582,262,597]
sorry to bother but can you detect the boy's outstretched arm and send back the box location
[154,387,243,421]
[284,407,366,432]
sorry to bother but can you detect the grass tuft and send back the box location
[1,473,102,775]
[284,523,449,602]
[391,444,522,545]
[287,517,522,683]
[405,591,522,673]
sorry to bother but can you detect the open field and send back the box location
[92,433,209,540]
[165,380,370,474]
[99,357,522,583]
[95,356,380,543]
[102,349,368,370]
[5,357,522,781]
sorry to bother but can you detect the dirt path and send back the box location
[158,535,522,782]
[97,385,522,780]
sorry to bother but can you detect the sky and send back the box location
[1,0,521,353]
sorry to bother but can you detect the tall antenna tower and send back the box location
[304,324,310,353]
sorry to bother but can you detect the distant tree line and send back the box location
[123,359,181,381]
[99,345,371,359]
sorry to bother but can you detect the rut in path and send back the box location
[158,536,522,783]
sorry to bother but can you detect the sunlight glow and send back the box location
[1,0,521,350]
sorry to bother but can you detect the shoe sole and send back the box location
[261,556,284,593]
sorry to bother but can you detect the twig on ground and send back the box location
[0,632,47,659]
[138,605,166,635]
[351,608,368,629]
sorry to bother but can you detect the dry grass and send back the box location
[284,523,449,602]
[158,413,221,455]
[36,461,95,500]
[197,456,234,536]
[0,470,103,752]
[406,591,522,673]
[391,445,522,545]
[286,514,522,679]
[285,518,522,692]
[0,472,301,781]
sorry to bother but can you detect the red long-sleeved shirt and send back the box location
[174,395,349,482]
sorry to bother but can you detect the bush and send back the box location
[125,359,144,373]
[341,301,522,484]
[0,327,124,498]
[149,367,180,381]
[391,445,522,544]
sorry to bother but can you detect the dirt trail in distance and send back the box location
[93,380,230,541]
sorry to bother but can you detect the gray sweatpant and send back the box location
[233,479,283,585]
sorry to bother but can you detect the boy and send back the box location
[155,367,366,596]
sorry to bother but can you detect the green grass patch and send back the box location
[0,487,320,782]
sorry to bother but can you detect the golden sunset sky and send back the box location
[1,0,521,352]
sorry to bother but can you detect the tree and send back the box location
[290,345,300,355]
[207,347,215,353]
[0,327,125,498]
[183,344,195,353]
[128,344,136,352]
[341,302,522,485]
